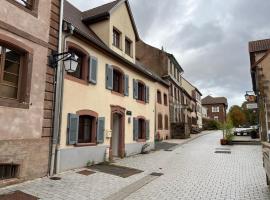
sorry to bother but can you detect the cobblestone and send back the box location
[0,131,269,200]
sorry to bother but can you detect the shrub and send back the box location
[203,118,220,130]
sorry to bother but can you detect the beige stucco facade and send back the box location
[155,82,170,140]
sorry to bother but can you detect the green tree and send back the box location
[228,105,247,127]
[241,102,257,126]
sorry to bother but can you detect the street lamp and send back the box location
[49,51,79,72]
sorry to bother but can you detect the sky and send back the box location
[67,0,270,108]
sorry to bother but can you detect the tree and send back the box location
[242,102,257,126]
[228,105,247,127]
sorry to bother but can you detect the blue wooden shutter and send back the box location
[89,56,98,84]
[145,86,149,103]
[133,118,138,141]
[106,64,113,90]
[67,113,79,145]
[133,79,138,99]
[124,74,129,96]
[97,117,105,144]
[146,120,150,140]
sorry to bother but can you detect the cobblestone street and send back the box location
[1,131,269,200]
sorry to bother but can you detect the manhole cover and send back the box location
[0,191,38,200]
[76,170,96,176]
[150,172,163,176]
[50,176,61,180]
[164,149,173,152]
[90,164,143,178]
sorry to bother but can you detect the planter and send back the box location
[251,130,257,139]
[220,139,227,145]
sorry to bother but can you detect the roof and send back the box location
[81,0,139,41]
[249,39,270,53]
[63,1,168,87]
[202,95,228,107]
[181,76,202,96]
[167,53,184,73]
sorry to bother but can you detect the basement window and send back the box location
[0,164,19,180]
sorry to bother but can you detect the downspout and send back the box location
[50,0,64,176]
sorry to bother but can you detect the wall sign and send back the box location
[126,111,132,116]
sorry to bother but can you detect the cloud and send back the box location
[67,0,270,108]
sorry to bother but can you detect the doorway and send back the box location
[110,105,125,159]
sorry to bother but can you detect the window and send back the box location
[157,90,162,104]
[138,82,145,101]
[0,164,19,180]
[138,118,146,139]
[214,116,219,121]
[212,106,219,113]
[174,88,177,100]
[165,115,169,130]
[158,114,163,130]
[15,0,34,9]
[113,28,121,48]
[113,69,123,94]
[125,38,132,56]
[0,43,31,106]
[170,85,173,97]
[164,93,168,106]
[66,47,88,81]
[78,115,96,143]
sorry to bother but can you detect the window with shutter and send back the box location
[124,74,129,96]
[145,86,149,103]
[146,120,150,140]
[97,117,105,144]
[158,114,163,130]
[89,56,98,84]
[164,93,168,106]
[157,90,162,104]
[67,113,79,145]
[133,79,138,99]
[165,115,169,130]
[133,118,138,141]
[106,64,113,90]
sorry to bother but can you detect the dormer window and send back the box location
[125,37,132,56]
[113,28,121,49]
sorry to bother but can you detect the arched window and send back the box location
[158,113,163,130]
[157,90,162,104]
[164,93,168,106]
[165,115,169,130]
[77,110,98,144]
[66,42,89,81]
[113,68,124,94]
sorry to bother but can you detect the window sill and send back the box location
[75,143,97,147]
[136,100,146,105]
[137,139,146,143]
[0,98,29,109]
[65,74,88,86]
[112,44,122,51]
[111,91,125,97]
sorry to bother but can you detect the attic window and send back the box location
[113,28,121,49]
[125,37,132,56]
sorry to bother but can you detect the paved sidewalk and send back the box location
[0,131,269,200]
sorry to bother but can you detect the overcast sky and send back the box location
[68,0,270,108]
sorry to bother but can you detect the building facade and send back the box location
[201,95,228,123]
[136,41,187,138]
[0,0,61,186]
[249,39,270,142]
[55,0,168,172]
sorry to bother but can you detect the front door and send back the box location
[112,113,121,157]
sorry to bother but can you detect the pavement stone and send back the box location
[0,131,269,200]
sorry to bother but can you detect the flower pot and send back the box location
[220,139,227,145]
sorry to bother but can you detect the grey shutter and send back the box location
[133,118,138,141]
[146,120,150,140]
[133,79,138,99]
[97,117,105,144]
[124,74,129,96]
[145,86,149,103]
[89,56,98,84]
[106,64,113,90]
[67,113,79,145]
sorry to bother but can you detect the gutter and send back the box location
[50,0,64,176]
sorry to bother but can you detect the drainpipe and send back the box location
[50,0,64,176]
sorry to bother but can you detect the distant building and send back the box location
[202,95,228,123]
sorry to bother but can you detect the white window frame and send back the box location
[212,106,219,113]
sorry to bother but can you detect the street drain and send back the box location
[150,172,163,176]
[164,149,173,151]
[50,176,61,180]
[76,170,96,176]
[215,150,231,154]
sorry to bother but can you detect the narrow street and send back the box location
[0,131,269,200]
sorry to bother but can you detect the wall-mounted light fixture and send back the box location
[49,51,79,73]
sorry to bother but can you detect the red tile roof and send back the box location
[249,39,270,53]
